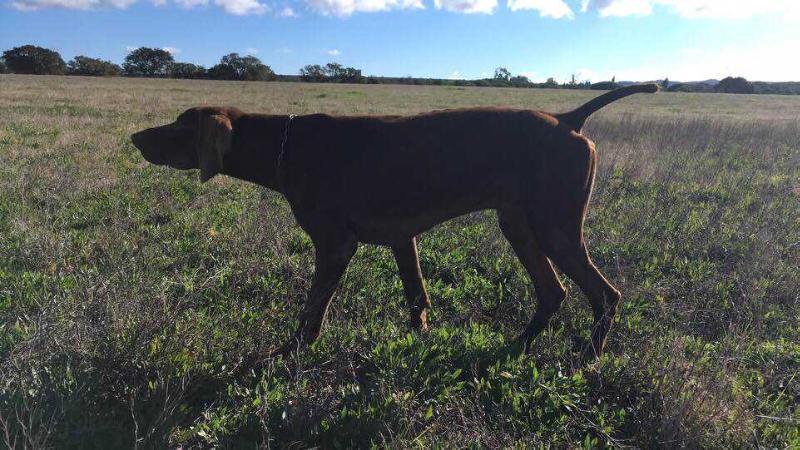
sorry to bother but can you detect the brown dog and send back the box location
[132,84,657,360]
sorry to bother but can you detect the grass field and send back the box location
[1,74,798,448]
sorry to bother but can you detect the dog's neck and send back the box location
[220,114,291,193]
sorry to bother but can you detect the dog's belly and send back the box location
[345,195,509,245]
[348,211,476,245]
[337,155,529,244]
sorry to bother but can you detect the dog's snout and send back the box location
[131,128,164,164]
[130,130,145,150]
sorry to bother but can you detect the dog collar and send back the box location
[276,114,295,188]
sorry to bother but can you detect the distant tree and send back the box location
[0,58,7,74]
[123,47,174,77]
[662,77,669,89]
[324,62,343,79]
[666,83,689,92]
[339,66,363,83]
[590,80,621,90]
[494,67,511,81]
[715,76,754,94]
[509,75,531,87]
[300,64,327,82]
[611,75,615,83]
[752,81,800,95]
[207,62,237,80]
[67,56,121,76]
[3,45,66,75]
[565,73,578,88]
[170,62,206,79]
[227,53,274,80]
[668,82,714,93]
[208,53,275,81]
[542,77,559,88]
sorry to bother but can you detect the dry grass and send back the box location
[0,74,798,448]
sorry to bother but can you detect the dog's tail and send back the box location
[556,83,659,132]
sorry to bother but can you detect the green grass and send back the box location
[0,74,798,448]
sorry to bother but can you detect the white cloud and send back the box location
[245,47,259,54]
[10,0,134,10]
[433,0,496,14]
[168,0,267,14]
[583,0,800,19]
[12,0,269,13]
[175,0,207,6]
[304,0,423,16]
[327,48,341,56]
[446,70,462,79]
[214,0,267,14]
[277,5,297,16]
[13,0,800,20]
[593,0,650,17]
[507,0,572,18]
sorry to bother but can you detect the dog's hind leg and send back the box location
[532,222,620,359]
[526,137,620,359]
[392,237,431,330]
[497,209,567,352]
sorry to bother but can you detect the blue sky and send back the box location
[2,0,798,81]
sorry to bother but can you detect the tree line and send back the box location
[2,44,798,95]
[0,45,279,81]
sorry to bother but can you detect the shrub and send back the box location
[591,81,621,90]
[715,76,754,94]
[208,54,275,81]
[123,47,174,77]
[2,45,66,75]
[67,56,121,77]
[170,62,206,79]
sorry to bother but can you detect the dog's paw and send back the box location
[410,309,429,331]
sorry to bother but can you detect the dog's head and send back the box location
[131,106,243,182]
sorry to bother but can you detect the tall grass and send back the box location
[0,74,798,447]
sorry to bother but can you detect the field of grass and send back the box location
[1,74,798,448]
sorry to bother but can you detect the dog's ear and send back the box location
[198,114,233,183]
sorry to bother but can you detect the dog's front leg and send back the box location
[276,232,357,356]
[392,237,431,330]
